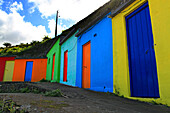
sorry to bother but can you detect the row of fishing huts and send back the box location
[0,0,169,106]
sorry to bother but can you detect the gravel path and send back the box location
[0,82,169,113]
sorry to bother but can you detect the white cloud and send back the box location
[48,19,68,37]
[9,1,23,13]
[0,9,48,47]
[28,0,110,22]
[48,19,55,37]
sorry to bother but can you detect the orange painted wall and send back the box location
[12,59,47,82]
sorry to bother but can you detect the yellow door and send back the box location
[3,61,15,82]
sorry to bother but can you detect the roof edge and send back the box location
[59,28,77,45]
[108,0,135,18]
[0,55,17,57]
[75,9,110,37]
[44,36,61,55]
[15,57,47,59]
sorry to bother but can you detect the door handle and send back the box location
[152,44,156,49]
[145,50,149,54]
[83,66,87,68]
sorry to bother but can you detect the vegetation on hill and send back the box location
[0,35,51,57]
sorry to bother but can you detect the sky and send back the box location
[0,0,110,47]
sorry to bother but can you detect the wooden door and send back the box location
[63,50,68,82]
[82,41,91,88]
[51,54,55,80]
[3,61,15,81]
[25,61,33,82]
[126,2,159,97]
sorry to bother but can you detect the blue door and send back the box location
[126,2,159,97]
[25,61,33,82]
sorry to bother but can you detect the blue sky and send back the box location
[0,0,109,47]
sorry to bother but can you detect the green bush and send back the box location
[32,88,41,94]
[44,89,63,97]
[20,87,31,93]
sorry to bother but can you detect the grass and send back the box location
[46,104,69,109]
[44,89,63,97]
[0,85,63,97]
[30,100,69,110]
[37,104,69,110]
[19,87,63,97]
[20,87,31,93]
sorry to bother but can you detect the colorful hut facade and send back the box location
[59,30,78,86]
[12,58,47,82]
[110,0,170,106]
[0,56,15,82]
[76,13,113,92]
[46,38,61,82]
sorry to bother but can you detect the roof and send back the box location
[75,0,135,37]
[58,0,113,44]
[109,0,135,18]
[15,30,70,59]
[15,39,56,59]
[57,0,135,44]
[59,28,77,45]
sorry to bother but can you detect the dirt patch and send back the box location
[0,82,169,113]
[0,82,49,93]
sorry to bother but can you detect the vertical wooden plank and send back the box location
[127,18,138,96]
[82,41,91,88]
[51,54,55,80]
[145,6,159,97]
[63,50,68,82]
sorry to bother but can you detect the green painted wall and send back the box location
[46,38,61,82]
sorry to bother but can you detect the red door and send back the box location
[82,42,91,88]
[63,50,68,82]
[51,54,55,80]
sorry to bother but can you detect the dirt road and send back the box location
[0,82,169,113]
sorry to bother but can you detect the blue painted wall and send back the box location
[76,13,113,92]
[60,32,78,86]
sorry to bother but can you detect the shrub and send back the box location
[20,87,31,93]
[44,89,63,97]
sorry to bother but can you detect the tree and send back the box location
[3,42,12,48]
[42,35,51,41]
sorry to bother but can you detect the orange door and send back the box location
[52,54,55,80]
[82,41,91,88]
